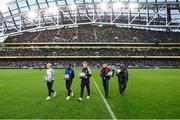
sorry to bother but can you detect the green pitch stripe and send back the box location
[92,77,117,120]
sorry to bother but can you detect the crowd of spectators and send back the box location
[4,25,180,43]
[1,25,180,68]
[0,59,179,68]
[0,48,179,56]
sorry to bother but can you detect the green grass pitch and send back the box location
[0,68,180,119]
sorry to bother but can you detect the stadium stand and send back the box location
[4,26,180,43]
[0,58,179,68]
[1,25,180,68]
[0,48,180,56]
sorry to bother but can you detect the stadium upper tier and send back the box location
[3,26,180,43]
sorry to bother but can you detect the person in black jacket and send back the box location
[77,61,92,102]
[100,63,112,98]
[64,64,75,100]
[116,64,128,96]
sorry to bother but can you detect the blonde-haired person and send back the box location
[44,63,56,100]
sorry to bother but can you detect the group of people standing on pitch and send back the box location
[44,61,128,101]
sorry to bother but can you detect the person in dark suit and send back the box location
[116,64,128,96]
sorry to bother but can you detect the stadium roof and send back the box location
[0,0,180,37]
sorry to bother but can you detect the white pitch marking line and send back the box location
[92,77,117,120]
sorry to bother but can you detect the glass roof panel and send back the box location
[47,0,55,2]
[138,0,146,2]
[39,3,48,8]
[85,0,93,3]
[57,0,66,5]
[171,10,180,19]
[94,0,101,3]
[13,16,20,21]
[76,0,84,4]
[2,12,11,17]
[28,0,37,5]
[9,3,18,11]
[157,0,165,1]
[38,0,47,3]
[18,1,27,8]
[11,9,19,14]
[121,0,128,2]
[48,2,57,7]
[20,7,29,12]
[29,4,38,10]
[66,0,75,4]
[103,0,110,2]
[111,0,118,2]
[147,0,155,2]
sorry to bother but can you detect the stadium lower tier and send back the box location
[0,58,179,68]
[0,48,180,56]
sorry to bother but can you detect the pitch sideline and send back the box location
[92,77,117,120]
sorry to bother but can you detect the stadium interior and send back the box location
[0,0,180,119]
[0,0,180,68]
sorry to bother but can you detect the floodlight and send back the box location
[129,3,139,10]
[45,7,59,15]
[27,11,38,19]
[88,4,93,9]
[69,4,76,11]
[100,2,107,10]
[113,2,125,10]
